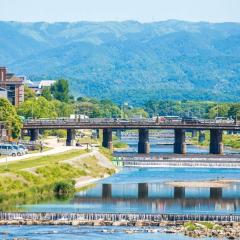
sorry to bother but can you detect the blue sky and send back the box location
[1,0,240,23]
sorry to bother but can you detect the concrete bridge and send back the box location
[23,118,240,154]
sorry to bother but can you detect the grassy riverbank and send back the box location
[113,141,128,149]
[191,132,240,149]
[0,149,115,211]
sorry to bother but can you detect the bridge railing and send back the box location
[23,118,240,127]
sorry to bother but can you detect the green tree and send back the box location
[0,98,22,139]
[125,108,148,118]
[17,97,57,119]
[75,98,121,118]
[51,79,70,103]
[52,100,74,117]
[208,104,230,119]
[41,87,52,101]
[228,104,240,119]
[24,85,35,100]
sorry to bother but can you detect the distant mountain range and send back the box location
[1,20,240,105]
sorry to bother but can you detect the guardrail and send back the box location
[23,118,240,127]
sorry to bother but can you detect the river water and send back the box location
[23,167,240,215]
[2,134,240,239]
[0,225,215,240]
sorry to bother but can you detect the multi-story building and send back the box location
[0,67,24,106]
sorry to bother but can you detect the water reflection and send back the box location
[23,168,240,214]
[72,182,240,214]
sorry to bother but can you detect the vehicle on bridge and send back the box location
[215,117,234,124]
[182,116,202,124]
[162,116,181,122]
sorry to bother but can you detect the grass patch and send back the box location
[184,222,197,231]
[113,141,128,149]
[76,137,99,145]
[99,147,114,161]
[29,146,53,153]
[200,222,214,229]
[191,132,240,149]
[0,148,113,211]
[0,149,87,173]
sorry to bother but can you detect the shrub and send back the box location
[53,180,75,196]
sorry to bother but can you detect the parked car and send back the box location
[12,145,25,155]
[17,144,28,154]
[0,144,23,156]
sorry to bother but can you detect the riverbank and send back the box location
[191,132,240,150]
[0,148,116,211]
[0,213,240,239]
[167,179,240,188]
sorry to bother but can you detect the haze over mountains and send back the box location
[1,20,240,105]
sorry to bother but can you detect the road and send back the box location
[0,137,84,164]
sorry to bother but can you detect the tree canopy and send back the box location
[51,79,71,103]
[0,98,22,139]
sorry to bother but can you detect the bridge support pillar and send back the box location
[66,129,75,146]
[198,130,205,143]
[116,129,122,139]
[138,183,148,199]
[191,130,197,138]
[210,187,222,199]
[29,129,39,142]
[174,129,186,154]
[102,184,112,199]
[96,129,100,139]
[174,187,185,199]
[138,129,150,154]
[102,128,113,151]
[210,129,223,154]
[20,129,25,140]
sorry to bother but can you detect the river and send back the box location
[1,133,240,239]
[0,225,215,240]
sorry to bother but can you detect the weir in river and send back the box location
[1,212,240,223]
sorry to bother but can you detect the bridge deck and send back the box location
[23,118,240,130]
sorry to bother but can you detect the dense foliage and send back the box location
[53,180,75,196]
[75,98,121,118]
[0,98,22,138]
[50,79,72,103]
[2,20,240,104]
[18,80,74,119]
[144,100,240,119]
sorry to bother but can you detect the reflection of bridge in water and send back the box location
[75,183,240,201]
[72,183,240,212]
[77,183,226,200]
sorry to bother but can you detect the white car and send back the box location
[17,144,28,154]
[0,144,23,156]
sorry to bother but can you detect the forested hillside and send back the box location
[1,20,240,105]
